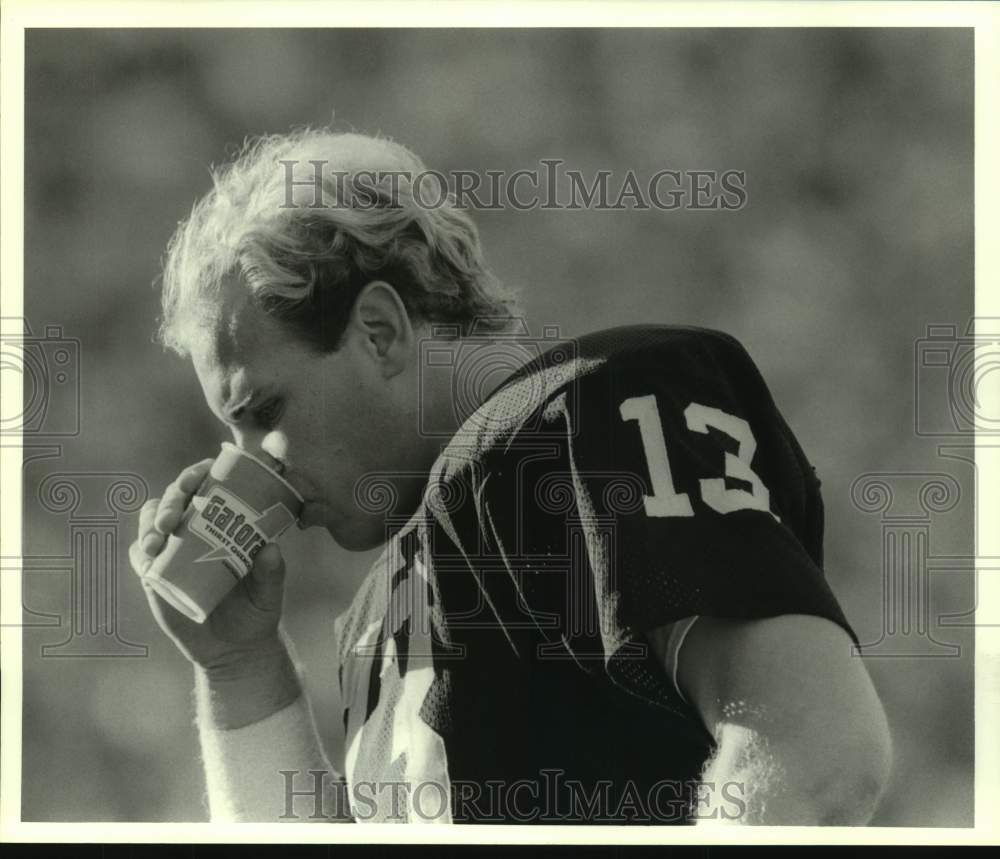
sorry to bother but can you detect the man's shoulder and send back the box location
[430,324,765,486]
[486,323,764,431]
[569,323,747,362]
[507,324,752,384]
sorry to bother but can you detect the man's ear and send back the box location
[349,280,414,377]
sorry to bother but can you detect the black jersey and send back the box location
[334,325,857,824]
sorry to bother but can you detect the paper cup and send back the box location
[144,442,304,623]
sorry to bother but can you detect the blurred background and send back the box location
[15,29,974,824]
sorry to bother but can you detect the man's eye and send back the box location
[254,399,284,428]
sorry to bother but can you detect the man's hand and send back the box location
[648,614,893,825]
[130,457,302,728]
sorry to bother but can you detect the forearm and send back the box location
[692,723,885,825]
[194,637,351,822]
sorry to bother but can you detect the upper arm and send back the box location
[648,613,892,816]
[673,614,886,740]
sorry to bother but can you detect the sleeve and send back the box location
[656,616,702,705]
[195,631,351,822]
[197,692,349,822]
[482,332,859,711]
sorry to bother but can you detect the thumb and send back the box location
[244,542,286,613]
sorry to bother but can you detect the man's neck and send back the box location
[421,334,531,445]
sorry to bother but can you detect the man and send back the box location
[130,129,892,824]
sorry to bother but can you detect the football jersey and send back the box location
[333,325,858,824]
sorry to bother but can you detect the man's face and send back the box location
[188,276,420,551]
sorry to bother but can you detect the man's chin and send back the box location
[301,502,386,551]
[327,522,387,552]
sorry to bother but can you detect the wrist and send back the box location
[199,636,292,682]
[195,640,302,730]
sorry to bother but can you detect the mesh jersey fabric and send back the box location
[333,324,857,824]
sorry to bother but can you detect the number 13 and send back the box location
[619,395,779,522]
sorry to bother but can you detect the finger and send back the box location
[153,481,193,535]
[153,459,214,534]
[176,458,215,494]
[243,543,286,614]
[138,498,160,541]
[141,529,165,556]
[139,498,164,555]
[129,539,154,577]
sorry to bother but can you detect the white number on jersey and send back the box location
[619,395,779,522]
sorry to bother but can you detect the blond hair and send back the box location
[158,128,518,355]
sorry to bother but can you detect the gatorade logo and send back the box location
[188,486,294,576]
